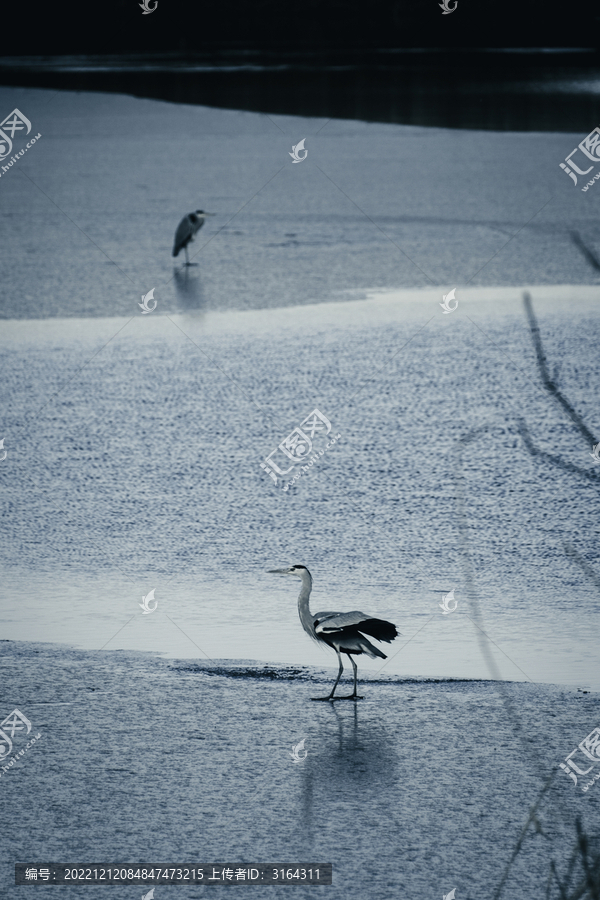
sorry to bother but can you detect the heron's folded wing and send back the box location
[314,611,370,633]
[173,217,192,254]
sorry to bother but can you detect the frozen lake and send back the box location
[0,86,600,322]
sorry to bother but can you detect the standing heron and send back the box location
[172,210,214,266]
[269,565,399,701]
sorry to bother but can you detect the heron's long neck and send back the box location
[297,571,315,637]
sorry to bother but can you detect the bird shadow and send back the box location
[173,267,206,312]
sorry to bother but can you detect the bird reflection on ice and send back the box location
[306,704,398,789]
[328,704,398,784]
[298,703,399,857]
[174,266,205,312]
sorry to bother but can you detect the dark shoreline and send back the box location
[2,50,600,131]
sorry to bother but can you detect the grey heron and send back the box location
[269,565,399,701]
[172,210,214,266]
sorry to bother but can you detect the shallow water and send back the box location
[1,288,599,689]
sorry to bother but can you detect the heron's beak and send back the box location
[268,568,291,574]
[202,212,216,217]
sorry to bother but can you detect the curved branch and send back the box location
[523,292,597,447]
[517,419,600,484]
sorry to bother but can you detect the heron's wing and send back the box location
[172,216,193,256]
[314,611,398,643]
[314,611,371,633]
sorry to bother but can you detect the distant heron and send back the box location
[172,210,214,266]
[269,565,399,701]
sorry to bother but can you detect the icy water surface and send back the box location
[1,641,599,900]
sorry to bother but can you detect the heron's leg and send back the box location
[330,651,345,698]
[338,655,363,700]
[311,650,344,701]
[184,244,198,266]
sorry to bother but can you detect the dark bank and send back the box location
[1,49,600,131]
